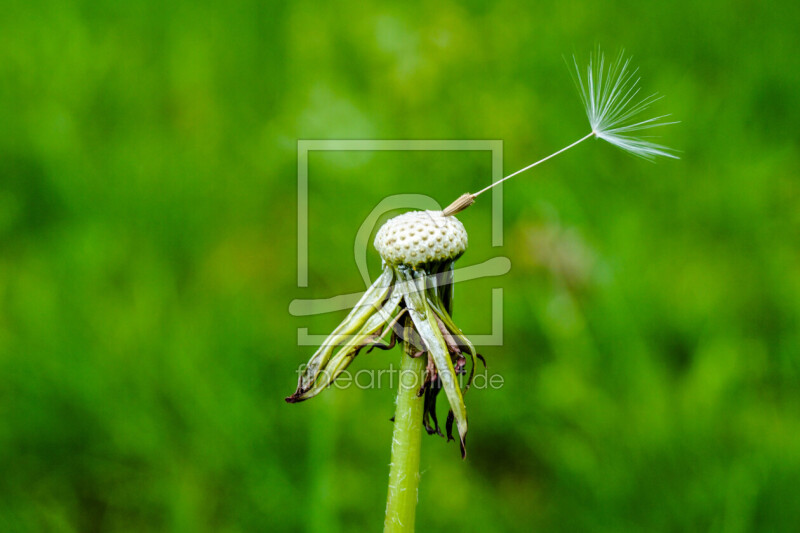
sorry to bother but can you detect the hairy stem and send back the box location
[384,319,426,533]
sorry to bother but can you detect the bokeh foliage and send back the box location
[1,0,800,531]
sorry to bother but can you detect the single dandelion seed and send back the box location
[443,48,678,216]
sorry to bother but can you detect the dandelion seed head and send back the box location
[375,210,467,266]
[570,49,679,161]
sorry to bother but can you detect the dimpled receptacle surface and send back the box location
[374,210,468,267]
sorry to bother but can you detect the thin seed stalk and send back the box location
[384,315,426,533]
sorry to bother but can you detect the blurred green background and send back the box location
[2,0,800,531]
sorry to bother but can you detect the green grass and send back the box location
[1,0,800,531]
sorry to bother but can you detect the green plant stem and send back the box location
[384,333,426,533]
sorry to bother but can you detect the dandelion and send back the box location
[287,210,481,531]
[287,49,679,533]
